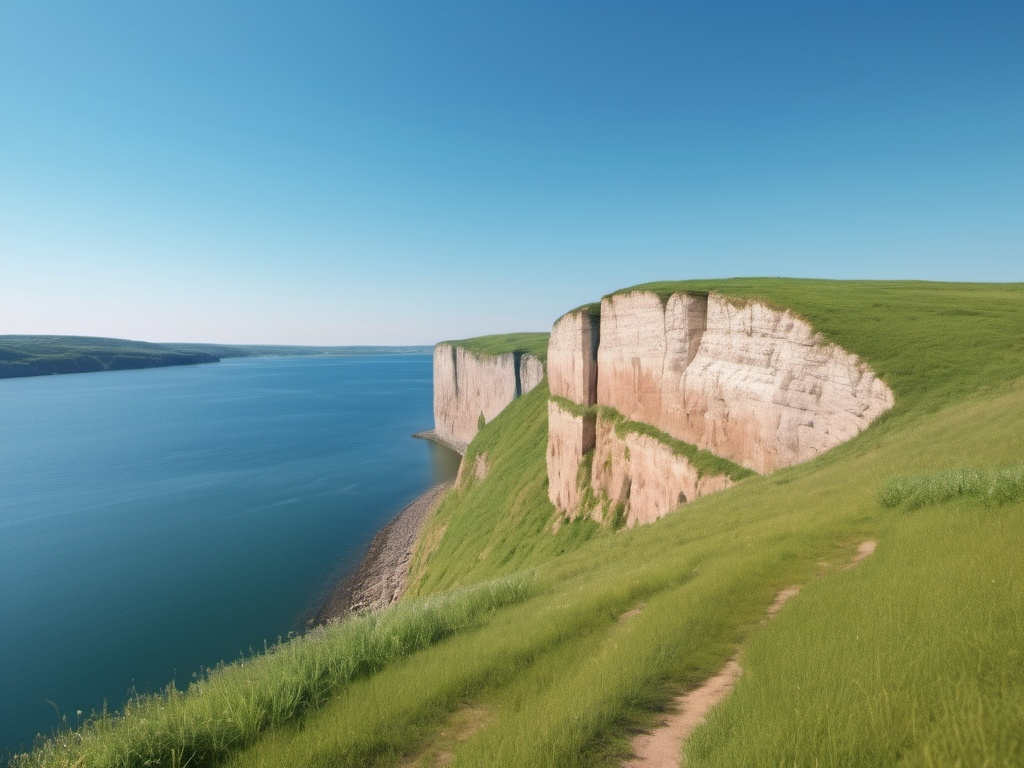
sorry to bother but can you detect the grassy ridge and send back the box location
[440,332,550,362]
[16,280,1024,767]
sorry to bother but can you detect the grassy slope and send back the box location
[407,383,602,597]
[0,335,218,378]
[16,280,1024,768]
[440,332,550,362]
[220,380,1024,768]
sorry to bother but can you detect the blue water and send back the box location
[0,355,458,756]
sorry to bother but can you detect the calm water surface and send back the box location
[0,355,458,755]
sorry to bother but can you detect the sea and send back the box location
[0,354,459,757]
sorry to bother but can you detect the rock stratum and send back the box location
[547,290,894,526]
[433,342,545,451]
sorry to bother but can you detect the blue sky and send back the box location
[1,1,1021,344]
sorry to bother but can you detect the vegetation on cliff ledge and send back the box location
[548,394,755,483]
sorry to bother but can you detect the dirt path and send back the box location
[623,541,877,767]
[400,704,491,767]
[622,658,743,768]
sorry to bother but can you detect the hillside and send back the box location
[0,336,219,379]
[14,280,1024,768]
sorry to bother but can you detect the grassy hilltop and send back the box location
[439,332,550,362]
[14,279,1024,768]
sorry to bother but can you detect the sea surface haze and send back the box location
[0,355,458,756]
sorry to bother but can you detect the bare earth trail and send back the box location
[623,540,877,768]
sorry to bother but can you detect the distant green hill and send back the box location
[0,337,433,380]
[0,336,219,379]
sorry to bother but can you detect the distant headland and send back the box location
[0,335,432,380]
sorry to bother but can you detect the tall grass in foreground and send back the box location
[12,575,532,768]
[879,464,1024,509]
[685,502,1024,767]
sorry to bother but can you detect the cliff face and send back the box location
[546,399,595,514]
[597,292,895,473]
[548,309,600,405]
[589,414,734,527]
[433,343,545,450]
[547,291,894,526]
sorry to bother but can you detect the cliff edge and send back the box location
[433,333,548,452]
[547,290,894,526]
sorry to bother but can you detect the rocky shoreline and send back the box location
[312,480,453,624]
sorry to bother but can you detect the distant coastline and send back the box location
[0,335,432,380]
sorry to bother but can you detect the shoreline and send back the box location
[312,480,454,624]
[412,429,467,456]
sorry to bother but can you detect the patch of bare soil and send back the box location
[846,539,877,568]
[622,659,742,768]
[623,540,877,767]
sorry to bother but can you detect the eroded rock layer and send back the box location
[590,415,734,527]
[597,292,894,474]
[546,400,595,515]
[433,343,544,447]
[548,308,600,405]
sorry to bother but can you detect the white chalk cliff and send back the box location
[547,290,894,526]
[433,343,545,450]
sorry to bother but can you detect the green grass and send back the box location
[406,383,602,596]
[10,577,532,768]
[686,475,1024,766]
[16,280,1024,768]
[879,464,1024,510]
[440,332,550,362]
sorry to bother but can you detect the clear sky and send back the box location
[1,1,1021,345]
